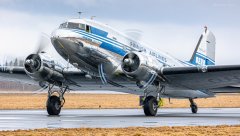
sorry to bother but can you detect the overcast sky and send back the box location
[0,0,240,64]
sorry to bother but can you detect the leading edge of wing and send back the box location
[0,66,26,74]
[160,65,240,75]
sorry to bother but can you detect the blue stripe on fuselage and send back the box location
[91,27,108,37]
[68,29,127,56]
[100,42,126,56]
[71,29,126,49]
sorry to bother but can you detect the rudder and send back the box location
[190,27,216,66]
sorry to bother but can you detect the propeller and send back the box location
[124,29,143,41]
[24,33,50,73]
[122,52,140,73]
[34,33,50,54]
[32,86,48,95]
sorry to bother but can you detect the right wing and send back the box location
[160,65,240,90]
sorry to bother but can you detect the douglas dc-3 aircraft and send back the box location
[1,18,240,116]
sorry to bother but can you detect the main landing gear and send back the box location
[141,85,165,116]
[142,97,199,116]
[46,84,68,115]
[143,96,158,116]
[189,98,198,114]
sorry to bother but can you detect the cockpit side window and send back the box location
[67,22,80,29]
[59,22,86,30]
[59,22,67,28]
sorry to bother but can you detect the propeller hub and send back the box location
[25,59,34,66]
[24,54,41,73]
[123,58,134,66]
[121,52,140,73]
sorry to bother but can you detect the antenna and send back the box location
[77,11,83,18]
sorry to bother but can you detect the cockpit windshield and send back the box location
[59,22,85,30]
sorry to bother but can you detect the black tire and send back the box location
[191,103,198,114]
[143,96,158,116]
[47,95,61,115]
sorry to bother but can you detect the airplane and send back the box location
[1,17,240,116]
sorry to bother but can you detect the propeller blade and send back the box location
[32,87,48,95]
[128,53,135,59]
[34,33,50,54]
[124,29,143,41]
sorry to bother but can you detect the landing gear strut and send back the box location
[46,83,68,115]
[143,96,158,116]
[189,98,198,114]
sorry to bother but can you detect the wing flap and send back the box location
[160,65,240,90]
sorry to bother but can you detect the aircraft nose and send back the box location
[51,29,60,38]
[51,36,80,54]
[51,29,71,38]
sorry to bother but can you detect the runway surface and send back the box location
[0,108,239,130]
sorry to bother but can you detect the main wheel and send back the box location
[190,103,198,114]
[47,95,61,115]
[143,96,158,116]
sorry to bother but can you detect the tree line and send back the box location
[0,58,25,67]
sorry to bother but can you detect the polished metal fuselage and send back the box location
[50,22,213,99]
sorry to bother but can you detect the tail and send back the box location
[190,27,216,66]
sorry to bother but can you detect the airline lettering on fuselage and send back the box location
[130,41,146,52]
[129,42,167,63]
[149,51,167,63]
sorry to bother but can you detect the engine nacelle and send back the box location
[121,51,163,82]
[24,53,66,86]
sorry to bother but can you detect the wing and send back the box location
[0,66,26,74]
[0,66,41,89]
[160,65,240,90]
[0,66,86,86]
[0,66,141,94]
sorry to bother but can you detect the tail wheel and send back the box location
[189,99,198,114]
[191,103,198,114]
[47,95,61,115]
[143,96,158,116]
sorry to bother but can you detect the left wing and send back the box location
[0,66,142,94]
[160,65,240,90]
[0,66,26,74]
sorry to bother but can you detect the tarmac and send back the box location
[0,108,240,130]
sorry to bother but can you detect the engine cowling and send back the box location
[121,51,163,82]
[24,53,66,86]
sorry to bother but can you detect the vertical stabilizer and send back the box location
[190,27,216,65]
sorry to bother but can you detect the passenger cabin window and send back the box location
[79,24,85,30]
